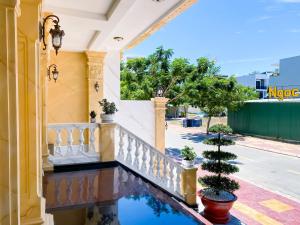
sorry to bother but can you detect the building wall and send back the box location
[270,55,300,89]
[103,51,121,107]
[228,102,300,142]
[48,51,88,123]
[117,100,155,146]
[236,74,256,88]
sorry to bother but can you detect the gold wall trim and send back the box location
[125,0,197,50]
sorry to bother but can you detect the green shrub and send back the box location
[99,99,118,114]
[181,146,197,161]
[199,124,239,195]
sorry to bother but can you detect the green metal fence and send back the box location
[228,102,300,142]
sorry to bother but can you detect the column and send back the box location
[17,0,45,224]
[85,51,106,121]
[0,1,20,225]
[152,97,169,153]
[40,12,53,171]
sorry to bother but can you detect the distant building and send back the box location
[236,72,272,99]
[269,55,300,93]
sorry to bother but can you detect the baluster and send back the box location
[156,153,161,181]
[126,135,133,165]
[66,127,74,155]
[175,166,182,194]
[78,176,84,203]
[54,177,61,206]
[149,150,154,177]
[87,175,94,202]
[133,140,141,169]
[118,128,125,161]
[55,128,62,156]
[66,176,73,204]
[89,126,96,153]
[79,128,85,153]
[169,163,175,191]
[141,144,148,171]
[162,158,168,185]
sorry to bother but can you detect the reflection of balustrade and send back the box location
[47,123,99,164]
[45,171,100,209]
[116,125,184,199]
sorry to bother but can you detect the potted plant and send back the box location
[99,98,118,122]
[181,146,197,168]
[90,110,97,123]
[198,124,239,224]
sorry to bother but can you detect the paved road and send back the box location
[166,126,300,202]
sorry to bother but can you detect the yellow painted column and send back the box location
[0,1,21,224]
[181,167,197,206]
[99,123,116,162]
[152,97,169,153]
[17,0,46,224]
[40,12,53,171]
[85,51,106,121]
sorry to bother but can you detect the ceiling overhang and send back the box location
[42,0,197,52]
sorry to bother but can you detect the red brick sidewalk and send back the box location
[197,170,300,225]
[232,178,300,225]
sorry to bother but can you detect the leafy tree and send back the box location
[121,46,194,112]
[199,124,239,195]
[186,74,257,134]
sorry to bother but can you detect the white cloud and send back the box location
[220,57,274,65]
[252,15,273,22]
[278,0,300,3]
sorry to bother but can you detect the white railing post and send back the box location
[66,127,74,155]
[133,140,141,169]
[55,128,62,156]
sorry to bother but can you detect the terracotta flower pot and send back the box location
[198,189,237,224]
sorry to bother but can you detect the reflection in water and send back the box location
[43,165,202,225]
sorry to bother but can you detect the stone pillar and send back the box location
[152,97,169,153]
[40,12,53,171]
[181,167,197,206]
[0,1,20,224]
[85,51,106,121]
[99,123,116,162]
[17,0,46,224]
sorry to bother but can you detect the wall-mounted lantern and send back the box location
[95,81,100,92]
[156,86,164,97]
[40,14,65,55]
[47,64,59,82]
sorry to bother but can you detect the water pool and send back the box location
[43,165,204,225]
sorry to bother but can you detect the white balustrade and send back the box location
[115,125,184,199]
[47,123,100,165]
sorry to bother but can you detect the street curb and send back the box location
[236,143,300,159]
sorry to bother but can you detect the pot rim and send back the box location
[198,188,237,203]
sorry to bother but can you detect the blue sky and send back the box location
[124,0,300,76]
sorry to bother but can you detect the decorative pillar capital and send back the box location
[85,51,106,80]
[152,97,169,110]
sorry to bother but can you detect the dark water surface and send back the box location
[43,165,203,225]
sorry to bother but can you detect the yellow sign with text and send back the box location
[268,87,300,100]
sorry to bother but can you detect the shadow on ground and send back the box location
[166,147,203,165]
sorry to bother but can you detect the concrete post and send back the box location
[99,123,116,162]
[181,167,197,206]
[152,97,169,154]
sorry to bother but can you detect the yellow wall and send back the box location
[48,51,88,123]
